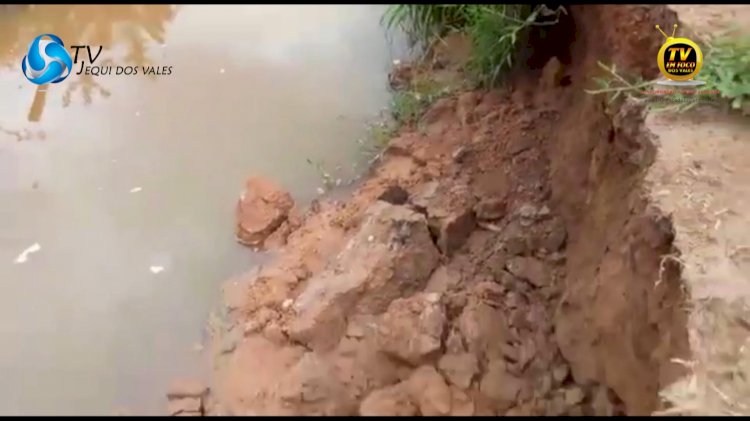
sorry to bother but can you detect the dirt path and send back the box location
[668,5,750,38]
[643,5,750,415]
[645,111,750,414]
[165,5,750,416]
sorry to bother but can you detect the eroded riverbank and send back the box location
[196,4,750,416]
[0,5,403,415]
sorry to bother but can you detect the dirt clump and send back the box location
[375,292,446,365]
[438,352,479,390]
[506,256,551,288]
[235,176,296,249]
[411,180,477,256]
[286,201,440,352]
[359,382,417,416]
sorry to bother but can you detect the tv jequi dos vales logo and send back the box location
[21,33,173,86]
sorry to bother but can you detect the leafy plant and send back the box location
[585,61,653,104]
[463,5,536,86]
[389,73,449,125]
[382,5,565,87]
[699,34,750,113]
[586,33,750,116]
[390,90,424,124]
[381,4,473,46]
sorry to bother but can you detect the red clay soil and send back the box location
[180,5,693,417]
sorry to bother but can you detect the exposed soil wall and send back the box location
[537,5,691,415]
[172,5,699,417]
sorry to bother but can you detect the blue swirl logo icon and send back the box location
[21,34,73,85]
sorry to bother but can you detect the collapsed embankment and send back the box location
[169,5,698,416]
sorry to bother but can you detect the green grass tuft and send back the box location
[463,5,535,87]
[383,5,562,87]
[699,34,750,113]
[382,4,474,46]
[390,90,425,124]
[586,33,750,116]
[368,124,396,150]
[389,75,447,125]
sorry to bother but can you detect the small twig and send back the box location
[708,380,742,414]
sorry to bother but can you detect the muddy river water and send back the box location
[0,5,405,415]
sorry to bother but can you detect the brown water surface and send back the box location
[0,5,404,415]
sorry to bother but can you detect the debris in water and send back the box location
[130,187,142,193]
[219,68,225,74]
[13,243,41,264]
[316,187,325,195]
[191,342,204,352]
[135,111,141,117]
[150,265,165,274]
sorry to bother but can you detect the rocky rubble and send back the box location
[287,201,441,352]
[375,292,446,365]
[411,180,476,256]
[196,82,626,417]
[211,183,620,415]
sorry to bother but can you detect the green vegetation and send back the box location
[586,34,750,115]
[390,90,425,125]
[305,158,339,191]
[354,5,565,171]
[390,75,447,125]
[462,5,536,87]
[359,72,449,154]
[383,5,565,87]
[367,123,397,151]
[585,61,653,105]
[382,4,476,45]
[350,75,449,171]
[585,61,711,113]
[699,34,750,113]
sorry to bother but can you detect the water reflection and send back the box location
[0,5,177,120]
